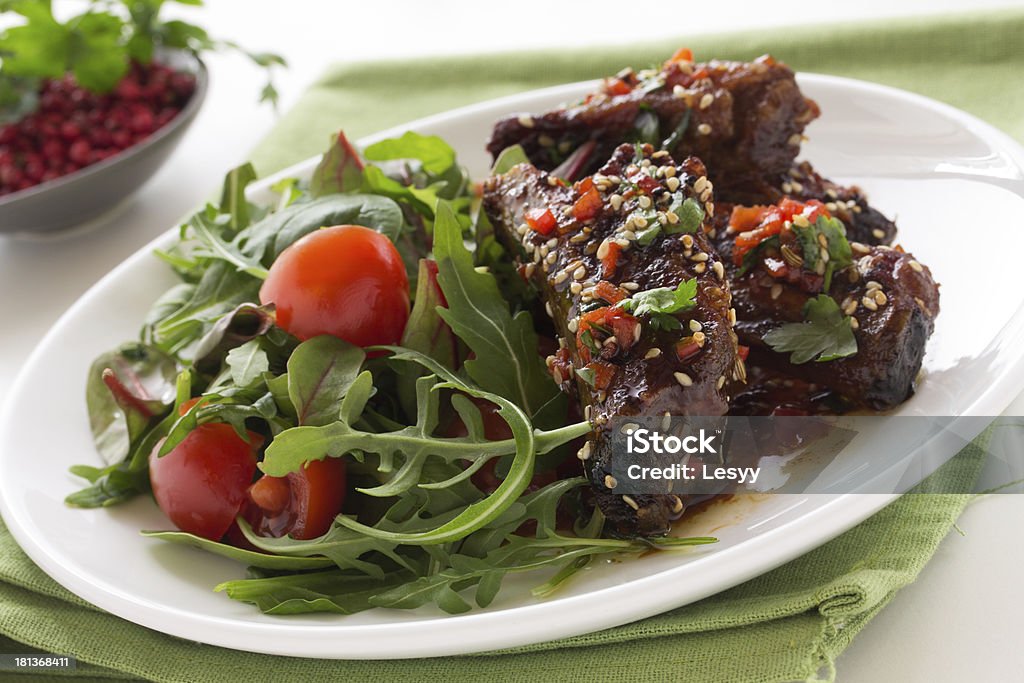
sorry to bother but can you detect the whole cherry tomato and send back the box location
[259,225,410,347]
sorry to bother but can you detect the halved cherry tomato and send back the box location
[259,225,409,347]
[244,458,347,540]
[667,47,694,64]
[149,424,262,541]
[603,77,633,96]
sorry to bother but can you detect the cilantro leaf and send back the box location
[665,194,704,235]
[619,278,698,317]
[763,294,858,364]
[793,216,853,291]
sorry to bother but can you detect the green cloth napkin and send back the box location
[1,8,1021,682]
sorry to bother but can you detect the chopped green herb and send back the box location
[618,278,698,331]
[763,294,858,364]
[665,194,704,235]
[793,216,853,291]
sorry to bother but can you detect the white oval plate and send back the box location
[3,75,1024,660]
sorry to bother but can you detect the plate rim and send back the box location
[0,72,1021,659]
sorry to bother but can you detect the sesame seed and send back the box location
[843,299,858,315]
[689,319,703,332]
[666,211,680,224]
[524,263,536,278]
[909,260,923,273]
[706,202,715,216]
[699,188,712,203]
[545,301,554,317]
[638,195,652,209]
[546,176,559,186]
[713,261,725,280]
[770,283,783,300]
[622,281,640,291]
[788,133,802,146]
[825,202,838,212]
[672,84,686,98]
[610,194,623,211]
[569,233,588,244]
[694,176,708,193]
[691,252,709,262]
[614,238,630,248]
[850,317,860,330]
[861,296,878,311]
[577,442,591,460]
[682,234,694,249]
[622,495,640,511]
[664,177,681,193]
[716,376,726,390]
[633,323,643,344]
[621,229,637,242]
[694,263,706,274]
[820,248,830,263]
[697,123,712,135]
[729,308,737,325]
[674,372,693,387]
[517,114,535,128]
[815,260,827,275]
[663,166,677,178]
[517,223,529,235]
[554,270,569,284]
[634,216,649,229]
[790,180,803,193]
[873,290,887,306]
[652,150,670,159]
[567,318,579,332]
[546,237,558,248]
[872,228,886,240]
[545,252,558,264]
[825,188,839,199]
[605,474,618,489]
[596,240,610,260]
[792,214,810,228]
[693,331,707,346]
[572,266,587,280]
[670,495,685,513]
[699,93,714,109]
[645,348,662,359]
[570,282,582,294]
[851,242,870,255]
[865,280,882,291]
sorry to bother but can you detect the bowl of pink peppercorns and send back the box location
[0,0,282,234]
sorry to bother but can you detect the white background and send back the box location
[2,1,1023,680]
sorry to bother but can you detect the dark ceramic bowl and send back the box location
[0,51,208,235]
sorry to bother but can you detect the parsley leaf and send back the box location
[618,279,698,331]
[763,294,858,364]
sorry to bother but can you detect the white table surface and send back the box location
[2,1,1023,680]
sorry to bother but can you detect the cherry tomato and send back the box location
[259,225,410,347]
[244,458,347,540]
[149,424,261,541]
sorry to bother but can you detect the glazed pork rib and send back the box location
[483,143,740,536]
[711,200,939,409]
[486,52,819,193]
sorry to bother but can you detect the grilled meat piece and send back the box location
[712,200,939,410]
[482,143,740,536]
[719,160,898,247]
[487,53,819,191]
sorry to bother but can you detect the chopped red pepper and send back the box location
[576,306,639,361]
[674,339,701,362]
[588,360,617,391]
[525,207,557,235]
[603,77,633,96]
[632,173,661,195]
[667,47,694,64]
[730,198,832,265]
[573,186,603,221]
[608,313,640,353]
[600,241,622,278]
[574,176,594,194]
[592,280,627,305]
[737,345,750,361]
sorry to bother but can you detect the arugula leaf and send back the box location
[142,531,336,570]
[432,202,561,421]
[190,303,275,375]
[218,163,258,231]
[188,208,270,280]
[618,278,698,331]
[763,294,858,364]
